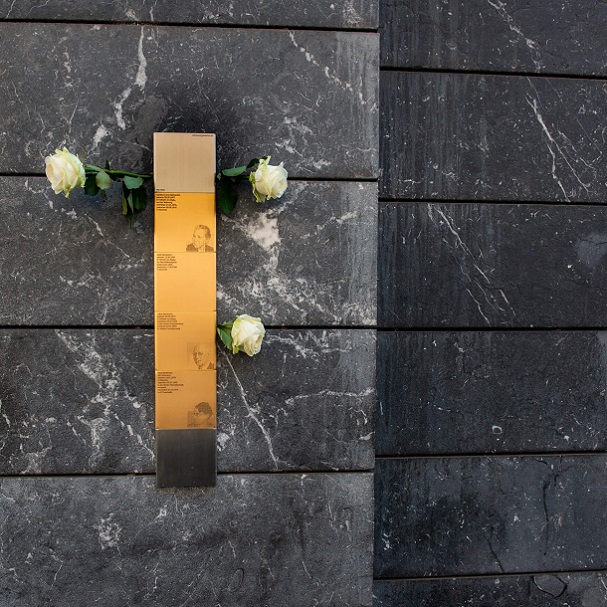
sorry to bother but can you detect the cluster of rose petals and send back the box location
[231,315,266,356]
[45,147,86,197]
[250,157,288,203]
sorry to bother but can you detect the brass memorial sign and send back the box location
[154,133,217,487]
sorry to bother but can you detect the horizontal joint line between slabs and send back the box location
[375,568,607,583]
[0,173,378,184]
[375,451,607,460]
[282,176,378,183]
[379,66,607,82]
[0,325,155,331]
[0,325,378,331]
[218,469,374,475]
[0,19,378,33]
[265,325,377,330]
[0,469,373,479]
[378,199,607,208]
[376,327,607,332]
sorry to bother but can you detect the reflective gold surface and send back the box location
[154,133,216,432]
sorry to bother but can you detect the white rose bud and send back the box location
[231,314,266,356]
[45,147,86,197]
[249,156,288,203]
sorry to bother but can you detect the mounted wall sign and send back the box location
[153,132,217,488]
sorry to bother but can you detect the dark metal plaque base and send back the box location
[156,429,217,488]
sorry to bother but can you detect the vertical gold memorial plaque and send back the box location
[154,133,217,488]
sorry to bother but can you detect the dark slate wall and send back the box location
[0,1,378,29]
[0,8,378,606]
[375,573,607,606]
[0,179,376,325]
[380,73,607,202]
[0,24,378,179]
[380,0,607,75]
[377,331,607,455]
[376,0,607,603]
[379,203,607,328]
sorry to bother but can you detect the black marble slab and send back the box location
[381,0,607,75]
[218,181,377,326]
[379,203,607,328]
[377,331,607,455]
[0,328,374,474]
[217,329,375,472]
[0,178,376,326]
[0,329,154,474]
[375,455,607,578]
[375,572,607,606]
[0,473,373,606]
[0,0,378,29]
[0,178,154,326]
[0,23,378,179]
[381,72,607,201]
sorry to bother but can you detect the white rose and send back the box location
[249,156,288,203]
[45,147,86,197]
[231,315,266,356]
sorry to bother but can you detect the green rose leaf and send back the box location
[217,322,234,351]
[246,156,269,169]
[131,186,147,212]
[84,174,100,196]
[122,182,134,212]
[121,188,128,216]
[221,165,247,178]
[95,170,112,190]
[217,179,238,215]
[127,191,135,229]
[123,175,144,190]
[120,183,146,227]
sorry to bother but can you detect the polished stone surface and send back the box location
[375,0,607,601]
[218,329,375,471]
[381,0,607,75]
[0,177,154,326]
[377,331,607,455]
[218,181,377,326]
[375,572,607,606]
[375,455,607,577]
[379,203,607,328]
[0,473,373,606]
[0,329,374,474]
[0,178,376,326]
[0,11,377,607]
[381,72,607,201]
[0,23,378,179]
[1,0,378,29]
